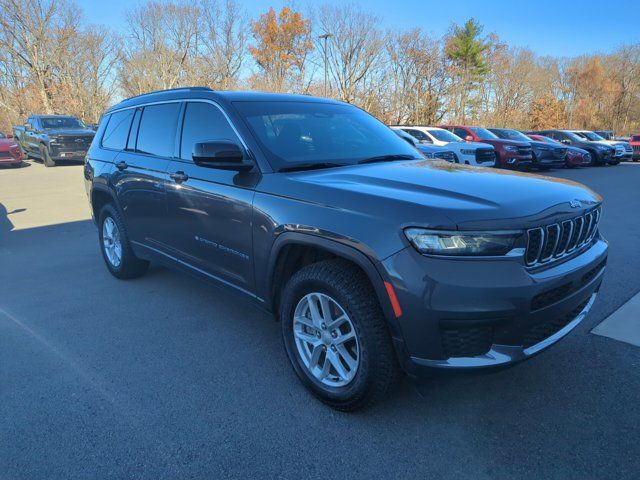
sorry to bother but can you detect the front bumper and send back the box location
[382,237,608,374]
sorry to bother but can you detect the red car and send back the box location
[630,134,640,162]
[528,134,591,167]
[0,132,23,167]
[438,124,533,168]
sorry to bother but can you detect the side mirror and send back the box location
[560,139,570,145]
[465,135,474,142]
[192,141,252,171]
[24,123,32,131]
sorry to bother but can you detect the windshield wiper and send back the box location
[358,154,418,164]
[278,162,348,173]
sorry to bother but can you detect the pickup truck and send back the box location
[13,115,95,167]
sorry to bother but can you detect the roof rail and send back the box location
[122,86,213,102]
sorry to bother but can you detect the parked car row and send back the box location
[392,123,639,170]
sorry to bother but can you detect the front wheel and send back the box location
[280,259,399,411]
[98,204,149,279]
[40,145,55,167]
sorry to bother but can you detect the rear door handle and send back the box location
[115,161,128,170]
[170,171,189,183]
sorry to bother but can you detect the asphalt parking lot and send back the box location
[1,160,639,479]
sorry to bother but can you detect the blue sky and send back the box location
[82,0,639,57]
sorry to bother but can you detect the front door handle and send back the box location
[170,171,189,184]
[115,160,128,170]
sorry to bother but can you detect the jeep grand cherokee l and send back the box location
[85,88,608,411]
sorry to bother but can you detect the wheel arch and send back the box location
[265,233,402,339]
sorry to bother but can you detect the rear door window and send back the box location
[137,103,182,158]
[101,110,135,150]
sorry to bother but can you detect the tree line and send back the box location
[1,0,639,135]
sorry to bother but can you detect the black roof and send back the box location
[106,87,343,114]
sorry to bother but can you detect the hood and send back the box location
[565,145,589,155]
[464,141,494,150]
[477,138,529,148]
[43,128,96,137]
[261,160,601,233]
[529,140,563,150]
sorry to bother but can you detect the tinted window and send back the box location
[127,109,142,151]
[40,117,85,129]
[404,129,431,142]
[180,102,240,161]
[234,101,420,170]
[453,128,469,139]
[137,103,181,157]
[470,127,499,140]
[101,110,135,150]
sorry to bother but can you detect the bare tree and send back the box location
[317,4,383,104]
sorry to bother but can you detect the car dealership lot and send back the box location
[1,161,639,479]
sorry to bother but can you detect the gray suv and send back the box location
[85,88,608,411]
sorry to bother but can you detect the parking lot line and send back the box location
[592,290,640,347]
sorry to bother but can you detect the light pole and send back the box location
[318,33,333,97]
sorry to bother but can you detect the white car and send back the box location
[391,126,496,166]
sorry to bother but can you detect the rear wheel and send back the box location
[280,259,399,411]
[98,203,149,279]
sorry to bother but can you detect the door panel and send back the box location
[165,162,256,291]
[112,102,181,250]
[165,101,257,293]
[112,151,172,248]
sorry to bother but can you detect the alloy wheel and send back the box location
[102,217,122,268]
[293,292,360,387]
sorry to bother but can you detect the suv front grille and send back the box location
[475,148,496,163]
[434,150,456,163]
[525,208,601,267]
[518,146,533,156]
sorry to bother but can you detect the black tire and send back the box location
[40,144,55,167]
[280,259,399,411]
[98,203,149,279]
[608,159,620,166]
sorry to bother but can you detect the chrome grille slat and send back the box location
[525,208,601,267]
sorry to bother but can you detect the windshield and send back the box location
[428,129,462,142]
[40,117,86,129]
[234,101,421,170]
[565,131,587,142]
[493,129,530,142]
[580,131,604,141]
[470,127,498,140]
[535,135,561,145]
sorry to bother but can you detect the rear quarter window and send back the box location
[101,110,135,150]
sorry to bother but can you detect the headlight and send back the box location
[404,229,522,256]
[421,151,434,159]
[504,145,519,152]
